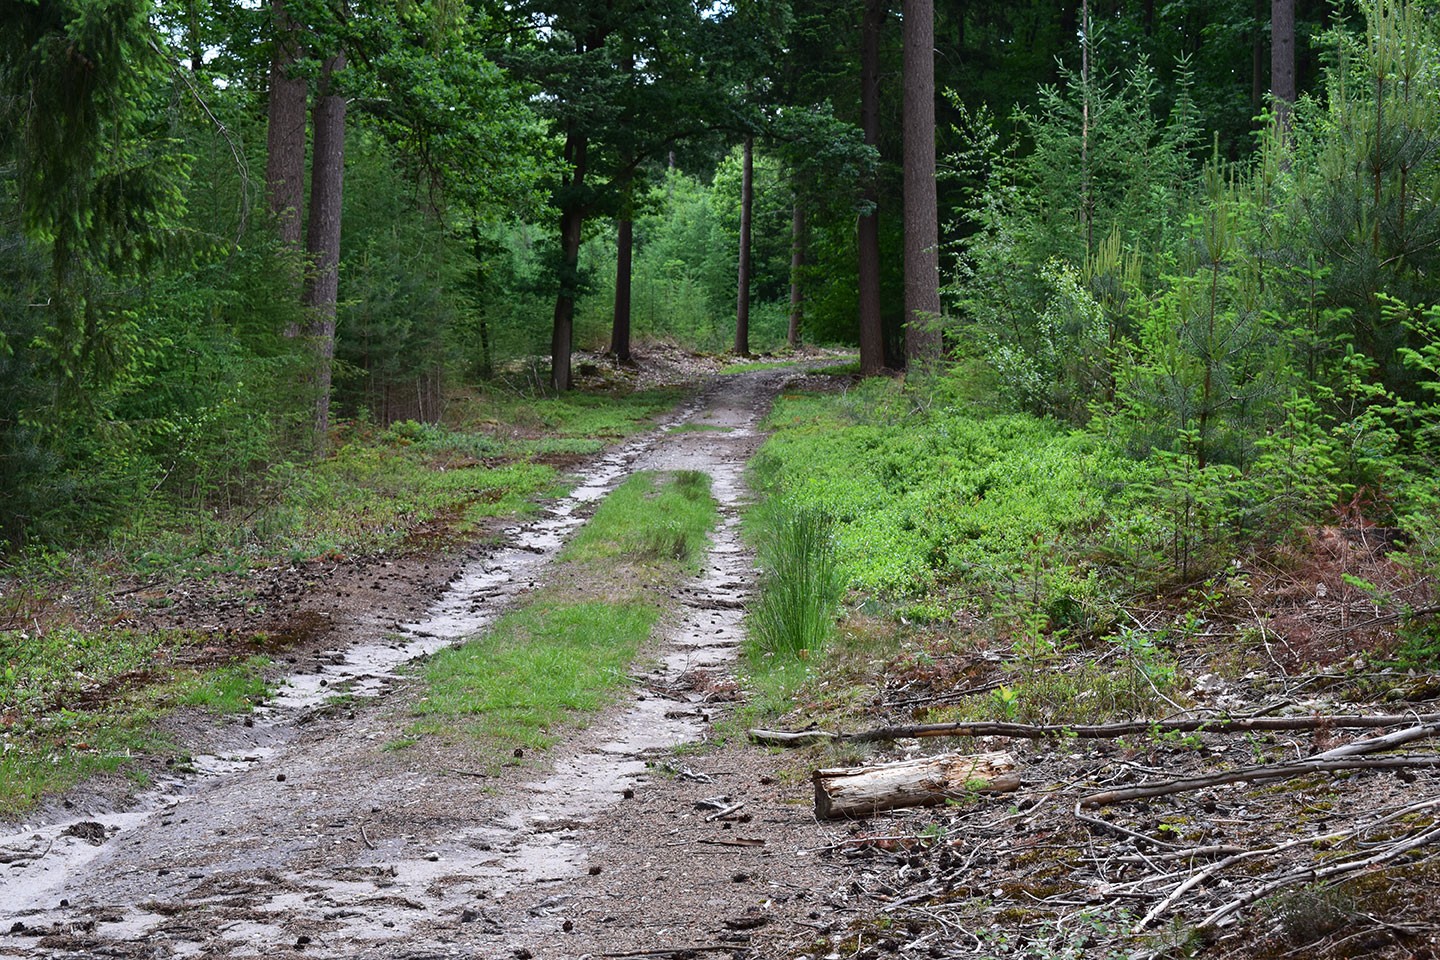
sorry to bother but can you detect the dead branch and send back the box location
[748,728,838,746]
[600,947,739,958]
[704,800,747,822]
[1134,795,1440,932]
[1200,820,1440,930]
[1081,755,1440,807]
[0,835,53,864]
[814,752,1020,819]
[753,713,1440,746]
[1081,722,1440,807]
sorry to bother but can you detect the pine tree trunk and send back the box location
[1272,0,1296,141]
[734,134,754,358]
[471,223,493,381]
[609,55,636,366]
[187,0,204,73]
[1251,0,1266,116]
[902,0,942,368]
[552,129,587,393]
[857,0,885,377]
[611,217,633,362]
[301,53,346,452]
[787,198,805,349]
[265,0,306,250]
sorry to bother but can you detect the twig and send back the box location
[704,800,746,822]
[360,824,376,850]
[1135,795,1440,932]
[0,835,54,864]
[1073,801,1185,850]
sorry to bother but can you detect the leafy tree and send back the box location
[497,0,714,390]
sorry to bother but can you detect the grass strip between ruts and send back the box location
[402,470,718,768]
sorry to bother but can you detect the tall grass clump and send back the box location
[748,501,844,657]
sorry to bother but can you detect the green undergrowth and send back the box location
[410,600,658,751]
[747,500,843,658]
[738,378,1179,729]
[751,377,1142,622]
[403,470,718,769]
[447,385,685,445]
[0,627,268,814]
[6,385,689,590]
[669,423,735,434]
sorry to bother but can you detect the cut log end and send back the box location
[813,751,1019,820]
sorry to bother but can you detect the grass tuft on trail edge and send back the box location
[403,470,717,768]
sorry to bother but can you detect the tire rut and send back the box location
[1,370,850,960]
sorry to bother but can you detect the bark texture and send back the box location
[265,0,306,249]
[734,135,754,357]
[301,53,346,448]
[787,199,805,348]
[857,0,885,376]
[814,752,1019,819]
[902,0,942,368]
[611,217,633,362]
[551,130,587,392]
[1271,0,1297,140]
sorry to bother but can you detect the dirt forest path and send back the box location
[0,369,856,960]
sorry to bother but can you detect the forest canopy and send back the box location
[0,0,1437,594]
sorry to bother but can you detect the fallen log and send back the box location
[749,728,839,747]
[813,751,1019,819]
[755,712,1440,746]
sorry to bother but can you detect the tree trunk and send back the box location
[265,0,306,250]
[857,0,885,377]
[813,752,1020,819]
[787,197,805,349]
[471,223,493,381]
[1271,0,1296,142]
[551,129,587,393]
[187,0,204,74]
[301,53,346,451]
[609,55,636,365]
[902,0,942,369]
[611,216,633,362]
[1251,0,1266,117]
[734,134,754,357]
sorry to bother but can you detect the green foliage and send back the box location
[940,0,1440,591]
[949,52,1202,417]
[1295,0,1440,398]
[751,379,1141,611]
[0,625,269,814]
[746,501,843,658]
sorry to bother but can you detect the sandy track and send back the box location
[1,370,855,960]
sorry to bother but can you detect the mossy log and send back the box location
[812,751,1020,819]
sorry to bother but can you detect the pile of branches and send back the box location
[773,716,1440,959]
